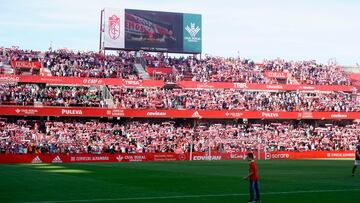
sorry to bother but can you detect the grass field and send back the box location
[0,160,360,203]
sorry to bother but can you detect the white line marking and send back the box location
[23,188,360,203]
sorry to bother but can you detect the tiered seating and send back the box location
[44,50,139,79]
[0,84,106,107]
[110,87,359,112]
[1,48,352,85]
[0,119,359,154]
[0,47,358,156]
[144,54,351,85]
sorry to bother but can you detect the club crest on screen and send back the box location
[108,15,120,40]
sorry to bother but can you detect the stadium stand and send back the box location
[0,47,352,85]
[143,54,351,85]
[0,118,359,154]
[0,47,359,156]
[110,88,359,111]
[0,84,106,107]
[43,50,138,79]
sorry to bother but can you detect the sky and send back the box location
[0,0,359,65]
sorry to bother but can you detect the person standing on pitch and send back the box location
[243,152,261,203]
[352,140,360,176]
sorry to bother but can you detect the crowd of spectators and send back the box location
[43,50,138,79]
[0,84,105,107]
[0,48,139,79]
[197,121,359,153]
[144,54,351,85]
[0,119,359,154]
[1,48,41,62]
[0,119,191,154]
[1,47,352,86]
[1,82,358,111]
[0,48,42,75]
[262,59,350,85]
[111,87,359,112]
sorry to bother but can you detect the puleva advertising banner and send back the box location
[102,8,202,53]
[1,105,359,119]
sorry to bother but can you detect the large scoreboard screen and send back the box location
[101,8,202,53]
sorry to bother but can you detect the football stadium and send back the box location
[1,1,360,203]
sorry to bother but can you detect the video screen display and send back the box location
[125,9,184,53]
[102,8,201,53]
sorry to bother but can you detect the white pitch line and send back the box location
[23,188,360,203]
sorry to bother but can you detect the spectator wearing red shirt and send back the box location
[243,152,261,203]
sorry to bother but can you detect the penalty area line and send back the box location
[23,188,360,203]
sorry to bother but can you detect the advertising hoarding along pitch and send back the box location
[101,8,202,53]
[0,151,354,164]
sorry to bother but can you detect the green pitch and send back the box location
[0,160,359,203]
